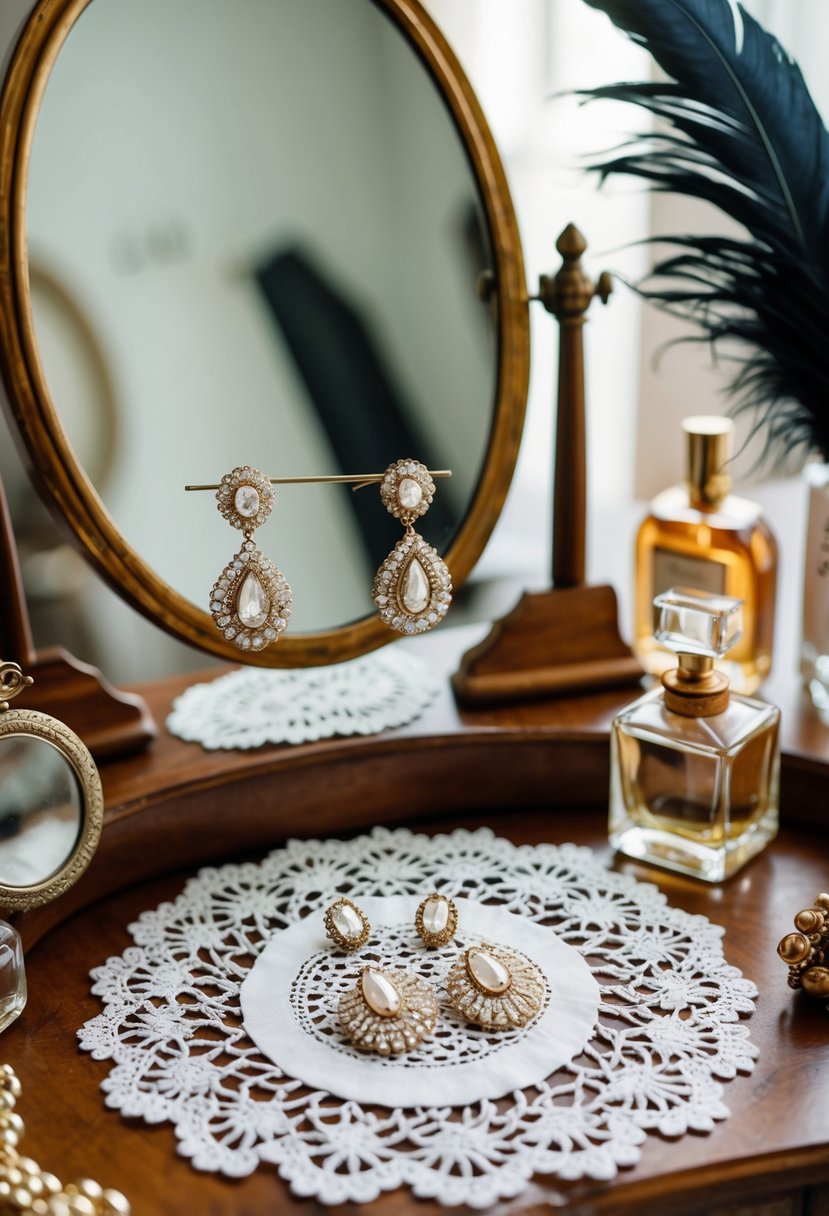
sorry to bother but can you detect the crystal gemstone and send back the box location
[237,572,269,628]
[331,902,363,942]
[401,558,429,615]
[422,896,449,934]
[398,478,423,510]
[468,948,511,995]
[234,484,260,518]
[361,968,402,1018]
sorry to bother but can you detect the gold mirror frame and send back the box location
[0,0,529,667]
[0,701,103,911]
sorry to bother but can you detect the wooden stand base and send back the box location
[16,646,156,760]
[452,584,643,706]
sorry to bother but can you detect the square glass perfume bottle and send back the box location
[610,587,780,882]
[0,921,25,1032]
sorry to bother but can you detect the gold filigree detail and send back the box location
[323,897,371,952]
[338,967,438,1055]
[0,708,103,912]
[414,893,458,948]
[446,944,545,1029]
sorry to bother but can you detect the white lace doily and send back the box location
[79,828,758,1209]
[164,647,440,748]
[241,895,600,1106]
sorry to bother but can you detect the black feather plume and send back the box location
[580,0,829,462]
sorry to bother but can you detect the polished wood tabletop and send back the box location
[4,812,829,1216]
[3,620,829,1216]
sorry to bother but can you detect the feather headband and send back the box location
[580,0,829,463]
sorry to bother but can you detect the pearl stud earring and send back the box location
[339,966,438,1055]
[446,944,545,1029]
[323,897,371,952]
[415,893,458,948]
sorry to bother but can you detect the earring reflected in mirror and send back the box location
[210,465,292,652]
[372,459,452,635]
[415,893,458,948]
[447,944,544,1029]
[339,966,438,1055]
[324,897,371,951]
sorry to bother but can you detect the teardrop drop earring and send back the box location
[209,465,292,652]
[372,459,452,635]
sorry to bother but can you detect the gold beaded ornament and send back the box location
[446,943,545,1029]
[414,892,458,949]
[338,966,438,1055]
[0,1064,130,1214]
[323,897,371,952]
[372,459,453,636]
[777,892,829,1006]
[209,465,292,653]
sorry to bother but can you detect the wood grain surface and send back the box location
[2,624,829,1214]
[3,811,829,1216]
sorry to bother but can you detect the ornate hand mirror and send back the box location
[0,661,103,909]
[0,0,528,667]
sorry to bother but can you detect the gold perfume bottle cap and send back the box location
[683,415,733,509]
[655,587,742,716]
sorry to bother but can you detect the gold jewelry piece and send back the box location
[185,469,452,492]
[415,892,458,948]
[372,459,453,635]
[777,892,829,1006]
[447,944,545,1029]
[209,465,292,652]
[0,1064,131,1214]
[339,966,438,1055]
[324,897,371,951]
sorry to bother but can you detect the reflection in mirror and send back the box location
[26,0,497,637]
[0,662,104,909]
[0,737,82,887]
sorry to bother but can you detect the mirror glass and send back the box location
[25,0,498,635]
[0,736,82,886]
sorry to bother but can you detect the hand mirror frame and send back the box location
[0,661,103,911]
[0,0,530,668]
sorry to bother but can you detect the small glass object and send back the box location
[610,587,780,882]
[0,921,26,1032]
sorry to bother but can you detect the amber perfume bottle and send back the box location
[635,416,777,693]
[610,587,780,883]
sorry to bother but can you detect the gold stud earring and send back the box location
[339,965,438,1055]
[324,897,371,952]
[210,466,292,652]
[372,459,452,635]
[446,944,544,1029]
[415,893,458,948]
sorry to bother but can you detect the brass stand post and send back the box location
[453,224,641,705]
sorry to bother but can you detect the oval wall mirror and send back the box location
[0,0,529,667]
[0,663,103,910]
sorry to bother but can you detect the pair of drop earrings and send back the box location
[202,459,453,653]
[325,894,546,1056]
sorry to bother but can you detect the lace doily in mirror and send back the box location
[79,828,758,1208]
[165,647,440,749]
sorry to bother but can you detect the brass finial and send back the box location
[535,223,613,321]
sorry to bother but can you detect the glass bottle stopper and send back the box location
[654,587,743,716]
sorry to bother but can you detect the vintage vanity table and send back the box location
[0,1,827,1214]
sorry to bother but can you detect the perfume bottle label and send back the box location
[802,481,829,657]
[652,548,726,597]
